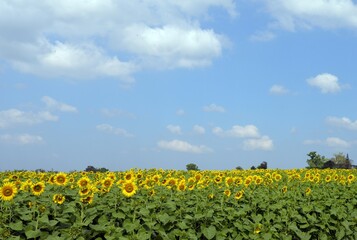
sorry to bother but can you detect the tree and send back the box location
[306,151,327,169]
[257,161,267,169]
[235,166,243,170]
[186,163,199,171]
[330,152,352,169]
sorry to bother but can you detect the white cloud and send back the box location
[167,125,182,135]
[0,1,236,82]
[213,125,260,138]
[0,109,58,128]
[304,137,351,148]
[176,109,185,116]
[0,134,44,145]
[101,108,136,119]
[157,139,212,153]
[193,125,205,134]
[307,73,341,93]
[326,116,357,130]
[42,96,77,112]
[261,0,357,31]
[243,136,273,151]
[250,30,276,42]
[269,84,289,95]
[326,137,350,148]
[96,124,133,137]
[203,103,225,113]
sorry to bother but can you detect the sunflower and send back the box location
[102,177,114,189]
[244,177,252,187]
[77,177,91,188]
[177,180,186,192]
[234,177,243,185]
[124,171,135,182]
[224,189,231,197]
[274,174,282,182]
[214,176,222,184]
[148,189,155,196]
[54,172,68,186]
[167,178,177,189]
[305,187,312,196]
[53,194,65,204]
[225,177,234,187]
[121,181,137,197]
[208,193,214,199]
[347,174,355,183]
[79,187,92,196]
[325,175,332,183]
[255,176,263,185]
[31,182,45,196]
[81,194,94,204]
[234,190,244,200]
[0,183,18,201]
[281,186,288,193]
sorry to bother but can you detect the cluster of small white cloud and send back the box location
[0,97,77,145]
[0,0,236,83]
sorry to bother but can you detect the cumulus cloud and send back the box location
[0,109,58,128]
[326,116,357,130]
[96,124,133,137]
[193,125,205,134]
[203,103,225,113]
[261,0,357,31]
[167,125,182,135]
[307,73,342,93]
[213,125,260,138]
[42,96,77,112]
[157,139,212,153]
[0,1,236,82]
[304,137,351,148]
[243,136,273,150]
[0,134,44,145]
[269,84,289,95]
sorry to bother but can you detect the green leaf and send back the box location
[9,221,23,231]
[202,226,217,240]
[112,211,126,219]
[25,230,42,239]
[158,213,170,225]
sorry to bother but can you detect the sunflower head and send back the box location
[0,183,18,201]
[234,190,244,200]
[121,181,137,198]
[53,194,65,204]
[54,173,68,186]
[31,182,45,196]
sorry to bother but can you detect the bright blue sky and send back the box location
[1,0,357,171]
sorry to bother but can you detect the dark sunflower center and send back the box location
[125,185,133,192]
[4,188,13,196]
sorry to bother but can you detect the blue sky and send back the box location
[1,0,357,171]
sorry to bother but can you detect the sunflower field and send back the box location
[0,169,356,240]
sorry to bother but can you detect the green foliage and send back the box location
[306,151,327,169]
[186,163,199,171]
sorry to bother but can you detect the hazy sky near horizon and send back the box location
[1,0,357,171]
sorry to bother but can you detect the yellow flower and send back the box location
[121,181,137,197]
[0,183,18,201]
[254,224,262,234]
[234,190,244,200]
[80,194,94,204]
[225,177,234,186]
[347,174,355,183]
[325,175,332,183]
[177,180,186,192]
[54,172,68,186]
[305,187,311,196]
[31,182,45,196]
[102,177,114,189]
[77,176,91,188]
[53,194,65,204]
[244,176,252,187]
[274,174,282,182]
[281,186,288,193]
[224,189,231,197]
[255,176,263,185]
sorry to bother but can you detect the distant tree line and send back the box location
[306,152,354,169]
[84,165,109,172]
